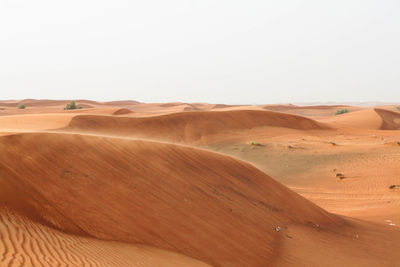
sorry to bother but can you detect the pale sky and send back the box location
[1,0,399,104]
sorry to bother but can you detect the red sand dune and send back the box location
[212,104,244,109]
[0,207,210,266]
[101,100,141,106]
[0,114,75,131]
[112,108,134,115]
[374,108,400,130]
[1,102,400,266]
[0,132,399,266]
[0,132,340,266]
[63,110,330,144]
[0,99,140,109]
[321,108,400,130]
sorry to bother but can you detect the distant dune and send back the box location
[112,108,134,115]
[321,108,400,130]
[64,110,329,144]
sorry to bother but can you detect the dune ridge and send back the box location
[112,108,134,116]
[64,110,329,143]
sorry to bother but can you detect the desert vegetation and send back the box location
[17,104,26,109]
[64,101,82,110]
[334,109,349,115]
[336,173,345,180]
[249,141,263,146]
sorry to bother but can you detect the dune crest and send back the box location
[112,108,134,115]
[64,110,329,143]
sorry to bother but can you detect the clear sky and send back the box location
[1,0,399,104]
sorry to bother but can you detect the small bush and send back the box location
[334,109,349,115]
[64,101,78,110]
[336,173,345,179]
[249,141,263,146]
[397,105,400,111]
[17,104,26,109]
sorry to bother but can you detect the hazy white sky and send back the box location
[1,0,399,103]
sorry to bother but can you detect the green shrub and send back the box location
[397,105,400,111]
[17,104,26,109]
[64,101,78,110]
[334,109,349,115]
[249,141,262,146]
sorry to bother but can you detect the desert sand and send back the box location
[0,100,399,266]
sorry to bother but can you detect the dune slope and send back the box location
[321,108,400,130]
[0,207,210,267]
[0,132,342,266]
[375,108,400,130]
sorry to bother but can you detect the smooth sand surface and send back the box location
[0,100,399,266]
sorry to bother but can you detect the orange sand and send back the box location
[0,99,399,266]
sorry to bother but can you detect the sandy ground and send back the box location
[0,100,399,266]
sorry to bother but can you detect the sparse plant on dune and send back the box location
[397,105,400,111]
[64,101,82,110]
[336,173,345,180]
[249,141,263,146]
[334,109,349,115]
[17,104,26,109]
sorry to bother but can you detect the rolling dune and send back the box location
[112,108,134,116]
[63,110,329,144]
[0,132,341,266]
[0,132,399,266]
[0,102,399,266]
[321,108,400,130]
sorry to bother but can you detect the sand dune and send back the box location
[0,99,140,108]
[0,114,75,131]
[0,132,341,266]
[1,132,399,266]
[112,108,134,116]
[320,108,389,130]
[0,207,209,267]
[63,110,329,144]
[263,104,363,119]
[320,108,400,130]
[0,101,399,266]
[374,108,400,130]
[101,100,141,106]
